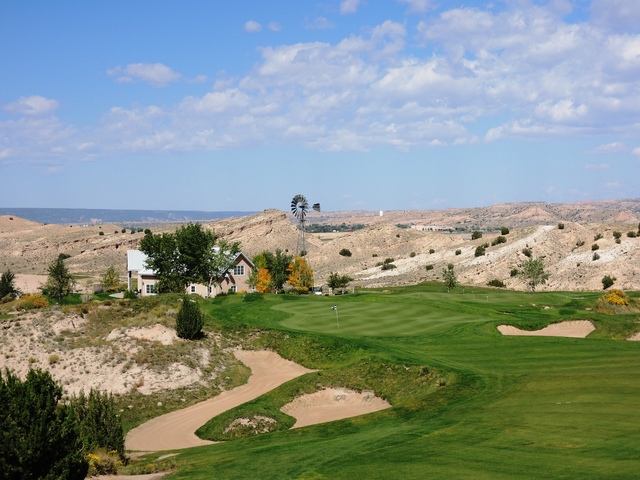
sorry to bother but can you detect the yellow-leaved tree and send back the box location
[287,257,314,293]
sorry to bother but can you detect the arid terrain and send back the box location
[2,198,639,292]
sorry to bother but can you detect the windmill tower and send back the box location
[290,194,320,256]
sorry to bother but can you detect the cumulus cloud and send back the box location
[244,20,262,32]
[107,63,182,87]
[591,0,640,32]
[4,96,60,116]
[340,0,362,14]
[6,2,640,161]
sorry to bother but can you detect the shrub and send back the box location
[591,243,600,251]
[410,252,416,258]
[474,245,485,257]
[48,354,60,365]
[121,228,126,233]
[613,231,622,240]
[491,236,507,246]
[17,293,49,310]
[176,297,204,339]
[593,252,600,261]
[380,263,396,270]
[455,249,461,255]
[429,248,435,254]
[372,253,378,257]
[628,231,637,238]
[99,231,104,236]
[487,279,505,288]
[522,248,532,258]
[510,268,519,277]
[576,240,585,247]
[339,248,352,257]
[602,289,629,306]
[124,289,137,299]
[384,258,395,264]
[86,450,122,476]
[0,369,88,479]
[602,275,616,290]
[501,227,510,235]
[558,223,565,229]
[425,264,434,271]
[594,233,603,241]
[144,228,152,235]
[471,231,482,240]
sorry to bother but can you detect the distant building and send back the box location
[412,224,454,232]
[126,249,255,297]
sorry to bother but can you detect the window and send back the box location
[233,265,245,276]
[145,283,155,295]
[230,285,237,293]
[190,285,196,294]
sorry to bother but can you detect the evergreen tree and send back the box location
[442,263,458,292]
[44,255,74,303]
[0,369,88,480]
[176,297,204,339]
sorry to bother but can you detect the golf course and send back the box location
[133,284,640,479]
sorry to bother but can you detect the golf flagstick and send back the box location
[332,305,339,328]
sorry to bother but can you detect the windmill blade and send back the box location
[312,203,321,212]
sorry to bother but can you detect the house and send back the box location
[126,249,255,297]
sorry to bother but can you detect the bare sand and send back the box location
[497,320,595,338]
[628,331,640,341]
[281,388,391,428]
[14,274,47,294]
[125,350,314,451]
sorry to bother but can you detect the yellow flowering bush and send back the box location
[16,293,49,310]
[603,289,630,306]
[86,449,121,476]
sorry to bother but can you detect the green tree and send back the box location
[602,275,616,290]
[202,239,241,297]
[471,231,482,240]
[71,389,125,461]
[0,368,88,480]
[327,272,353,294]
[442,263,458,292]
[500,227,510,235]
[474,245,485,257]
[519,257,550,292]
[266,249,293,293]
[0,269,20,301]
[44,255,74,303]
[101,266,120,292]
[140,223,227,293]
[176,297,204,340]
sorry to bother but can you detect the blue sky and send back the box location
[1,0,640,212]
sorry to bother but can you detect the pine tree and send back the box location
[176,297,204,339]
[44,255,74,303]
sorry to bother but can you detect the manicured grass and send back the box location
[136,285,640,479]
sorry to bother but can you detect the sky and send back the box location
[1,0,640,212]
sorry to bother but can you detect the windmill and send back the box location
[291,194,320,256]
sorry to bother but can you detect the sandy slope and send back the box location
[125,350,314,451]
[497,320,595,338]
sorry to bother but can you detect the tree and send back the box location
[266,249,293,293]
[327,272,353,294]
[602,275,616,290]
[474,245,485,257]
[519,257,550,292]
[501,227,510,235]
[202,239,241,297]
[471,231,482,240]
[176,297,204,339]
[70,388,125,461]
[101,266,120,291]
[442,263,458,292]
[0,368,88,480]
[287,257,314,292]
[140,223,230,294]
[44,254,74,303]
[0,269,20,301]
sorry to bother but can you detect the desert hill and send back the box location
[1,199,640,292]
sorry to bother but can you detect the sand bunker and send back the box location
[628,331,640,341]
[498,320,595,338]
[281,388,391,428]
[125,349,314,451]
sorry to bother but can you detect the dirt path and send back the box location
[125,350,314,451]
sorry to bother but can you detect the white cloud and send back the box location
[107,63,182,87]
[268,22,281,32]
[244,20,262,32]
[588,142,627,154]
[591,0,640,32]
[632,147,640,156]
[340,0,362,15]
[603,181,623,190]
[305,17,336,30]
[4,96,60,116]
[585,163,611,170]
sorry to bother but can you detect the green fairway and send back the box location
[137,285,640,479]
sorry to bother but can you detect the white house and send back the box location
[126,249,255,297]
